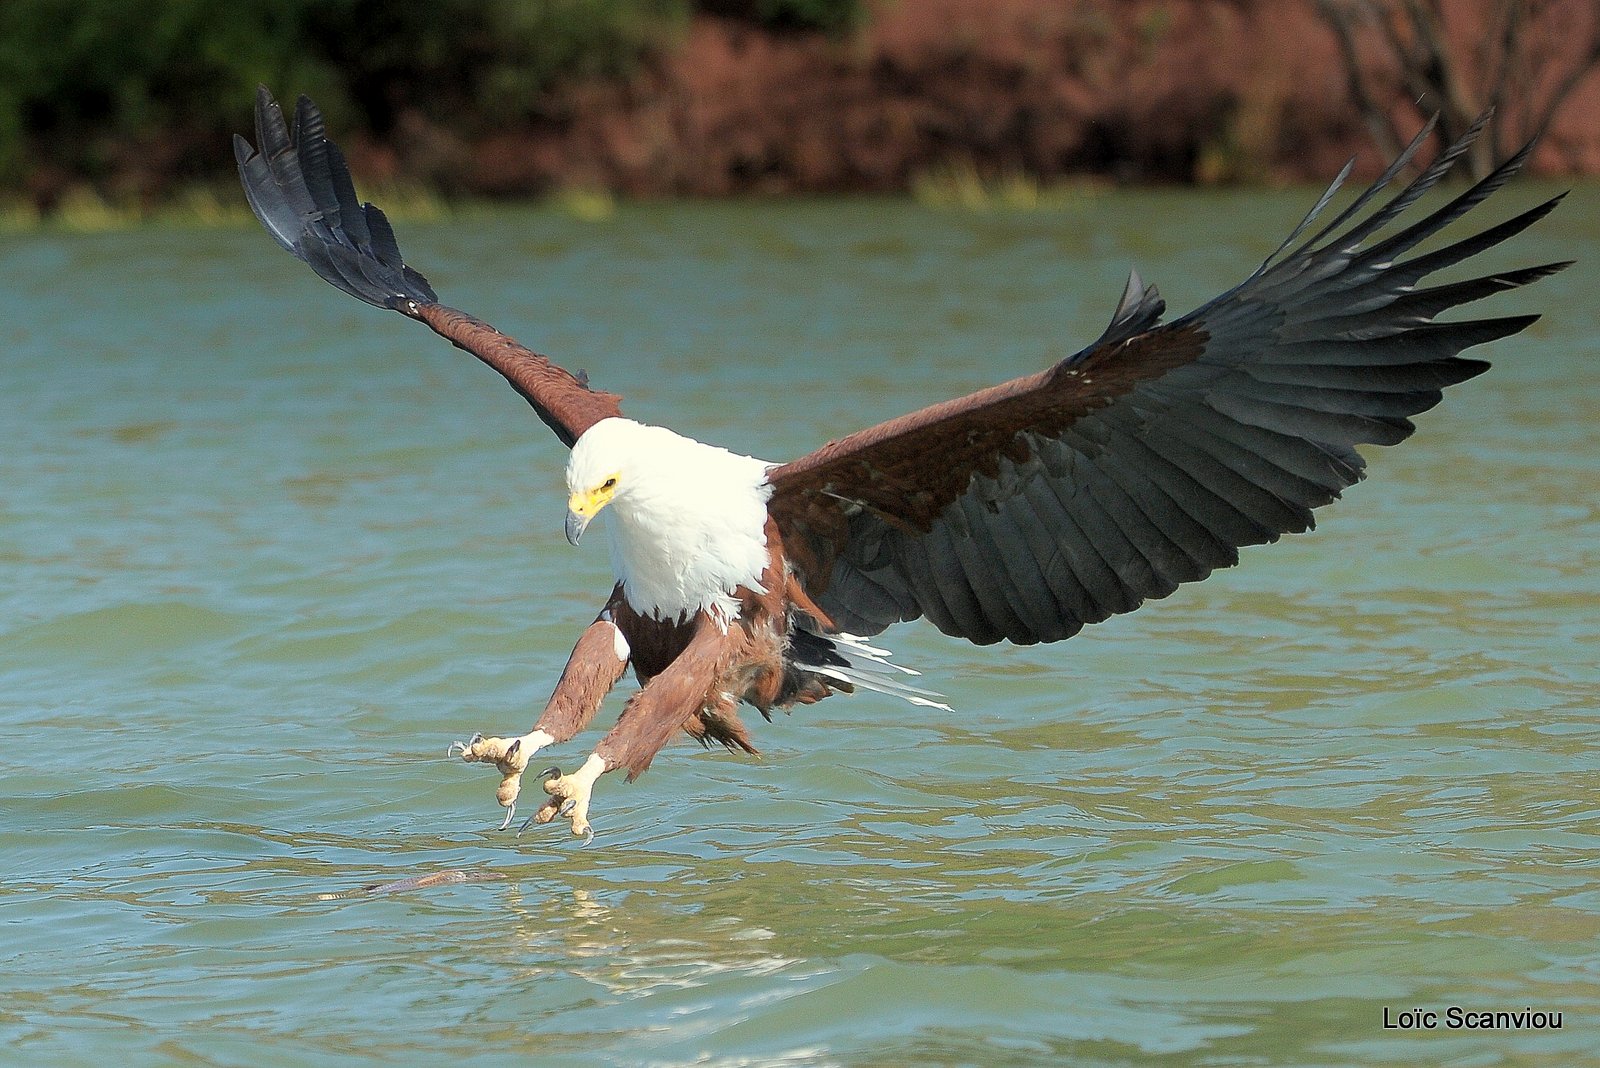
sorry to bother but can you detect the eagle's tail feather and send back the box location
[788,626,953,711]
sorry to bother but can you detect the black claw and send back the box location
[559,799,576,817]
[537,765,562,782]
[515,813,537,837]
[506,738,521,759]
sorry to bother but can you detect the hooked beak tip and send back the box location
[564,509,589,546]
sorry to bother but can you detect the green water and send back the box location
[2,188,1597,1066]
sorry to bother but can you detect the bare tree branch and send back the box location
[1316,0,1406,161]
[1482,0,1526,161]
[1313,0,1600,178]
[1395,0,1490,172]
[1530,34,1600,141]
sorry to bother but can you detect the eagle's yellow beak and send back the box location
[565,479,618,546]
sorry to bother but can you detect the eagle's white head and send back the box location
[565,418,774,623]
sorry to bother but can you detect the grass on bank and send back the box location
[1,167,1112,235]
[0,188,622,236]
[0,180,464,236]
[909,159,1108,212]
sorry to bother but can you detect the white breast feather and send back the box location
[572,420,773,625]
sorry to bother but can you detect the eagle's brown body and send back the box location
[549,519,836,781]
[456,520,846,829]
[236,87,1566,838]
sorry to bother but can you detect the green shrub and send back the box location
[696,0,864,35]
[0,0,691,191]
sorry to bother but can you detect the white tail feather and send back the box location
[798,629,952,711]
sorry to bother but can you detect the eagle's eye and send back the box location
[601,477,617,490]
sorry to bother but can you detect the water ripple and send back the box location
[2,199,1597,1064]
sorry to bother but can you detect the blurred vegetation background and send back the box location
[0,0,858,187]
[1,0,1597,226]
[0,1,711,194]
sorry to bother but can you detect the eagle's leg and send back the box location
[527,610,744,838]
[452,606,630,828]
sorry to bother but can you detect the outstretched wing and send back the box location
[767,115,1568,645]
[234,86,621,447]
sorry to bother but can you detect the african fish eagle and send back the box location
[236,88,1566,839]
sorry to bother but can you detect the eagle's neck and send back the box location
[604,431,774,625]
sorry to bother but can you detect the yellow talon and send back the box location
[523,754,606,839]
[449,729,554,826]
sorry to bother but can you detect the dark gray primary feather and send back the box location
[788,118,1568,645]
[236,89,627,447]
[235,86,436,310]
